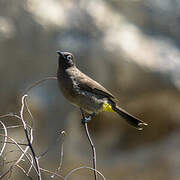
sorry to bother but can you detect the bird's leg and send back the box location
[86,112,95,121]
[80,108,95,123]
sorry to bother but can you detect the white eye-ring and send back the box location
[67,55,72,61]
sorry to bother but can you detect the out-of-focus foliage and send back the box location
[0,0,180,179]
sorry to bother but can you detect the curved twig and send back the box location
[0,133,37,179]
[64,166,106,180]
[24,77,57,94]
[40,168,64,179]
[51,130,66,178]
[20,95,41,180]
[0,121,7,156]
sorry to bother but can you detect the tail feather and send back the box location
[112,106,147,130]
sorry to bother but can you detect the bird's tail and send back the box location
[112,106,148,130]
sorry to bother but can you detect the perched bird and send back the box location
[57,51,147,130]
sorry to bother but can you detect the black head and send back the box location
[57,50,75,68]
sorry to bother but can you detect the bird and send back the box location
[57,50,147,130]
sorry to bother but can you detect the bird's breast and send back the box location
[57,70,79,101]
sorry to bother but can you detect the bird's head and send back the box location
[57,50,75,68]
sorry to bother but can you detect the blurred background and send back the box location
[1,0,180,179]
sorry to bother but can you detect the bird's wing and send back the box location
[76,70,116,100]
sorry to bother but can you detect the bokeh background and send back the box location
[1,0,180,179]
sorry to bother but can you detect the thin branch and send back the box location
[0,141,28,146]
[0,77,59,179]
[0,166,12,179]
[20,95,41,180]
[40,168,64,179]
[26,152,34,176]
[51,130,66,178]
[0,125,23,130]
[0,133,37,179]
[7,167,13,180]
[84,123,98,180]
[0,113,14,119]
[15,164,34,180]
[2,159,17,165]
[80,109,98,180]
[64,166,106,180]
[15,164,27,174]
[38,133,62,159]
[0,121,7,156]
[24,97,34,127]
[0,134,32,161]
[0,113,32,130]
[0,95,39,179]
[24,77,57,94]
[2,150,20,163]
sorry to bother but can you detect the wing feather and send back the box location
[75,70,116,100]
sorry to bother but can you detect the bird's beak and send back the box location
[56,50,65,58]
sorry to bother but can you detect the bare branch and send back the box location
[80,109,98,180]
[7,167,13,180]
[0,141,27,146]
[64,166,106,180]
[24,77,57,94]
[26,152,34,176]
[40,168,64,179]
[0,121,7,156]
[0,133,37,179]
[0,113,32,130]
[15,164,34,180]
[24,97,34,127]
[20,95,42,180]
[0,125,23,130]
[0,113,14,119]
[51,130,66,178]
[38,131,63,159]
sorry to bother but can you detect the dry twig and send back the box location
[0,133,36,179]
[20,95,42,180]
[0,121,7,156]
[80,109,98,180]
[64,166,106,180]
[51,130,66,178]
[24,77,57,94]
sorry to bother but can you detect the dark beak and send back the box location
[56,50,65,58]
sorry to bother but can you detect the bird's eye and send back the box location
[67,55,72,61]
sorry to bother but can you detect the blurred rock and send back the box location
[0,16,15,41]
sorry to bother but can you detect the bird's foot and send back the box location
[81,112,95,124]
[81,117,90,124]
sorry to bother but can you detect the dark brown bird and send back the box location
[57,50,147,130]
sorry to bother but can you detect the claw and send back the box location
[81,117,90,124]
[81,112,96,124]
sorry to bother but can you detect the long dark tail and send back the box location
[112,106,148,130]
